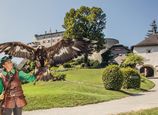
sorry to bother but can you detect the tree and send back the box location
[101,50,114,67]
[121,53,144,68]
[63,6,106,66]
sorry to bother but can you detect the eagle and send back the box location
[0,38,96,82]
[0,38,92,68]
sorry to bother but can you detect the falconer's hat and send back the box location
[0,56,12,68]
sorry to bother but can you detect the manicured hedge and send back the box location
[121,67,141,89]
[102,65,123,90]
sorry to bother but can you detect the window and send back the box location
[146,49,151,53]
[47,40,50,43]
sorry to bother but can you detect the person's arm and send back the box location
[18,70,36,83]
[0,78,4,94]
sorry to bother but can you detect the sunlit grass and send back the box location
[22,69,155,111]
[119,107,158,115]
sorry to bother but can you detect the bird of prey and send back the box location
[0,38,92,68]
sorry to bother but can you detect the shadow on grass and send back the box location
[139,88,156,92]
[119,90,144,96]
[119,88,156,96]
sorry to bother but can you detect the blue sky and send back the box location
[0,0,158,47]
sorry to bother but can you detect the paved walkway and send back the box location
[23,79,158,115]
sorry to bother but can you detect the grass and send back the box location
[22,68,155,111]
[119,107,158,115]
[121,76,155,94]
[140,76,155,90]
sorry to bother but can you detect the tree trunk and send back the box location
[84,53,89,67]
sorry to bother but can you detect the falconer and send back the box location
[0,56,36,115]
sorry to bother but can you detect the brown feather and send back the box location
[0,42,36,60]
[0,38,90,66]
[47,39,88,65]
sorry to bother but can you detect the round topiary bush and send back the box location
[121,67,141,89]
[102,65,123,90]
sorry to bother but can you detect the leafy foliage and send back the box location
[51,73,66,81]
[121,53,144,68]
[101,50,114,67]
[23,69,154,110]
[121,67,141,89]
[89,60,100,68]
[65,58,101,68]
[63,6,106,66]
[63,63,72,68]
[102,65,123,90]
[22,60,35,73]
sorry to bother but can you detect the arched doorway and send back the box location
[140,66,154,77]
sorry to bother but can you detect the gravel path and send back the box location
[23,79,158,115]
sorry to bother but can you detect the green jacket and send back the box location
[0,68,36,94]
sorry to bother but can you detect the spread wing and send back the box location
[0,42,36,60]
[46,39,90,65]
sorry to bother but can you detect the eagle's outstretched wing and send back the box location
[0,42,36,60]
[46,39,90,65]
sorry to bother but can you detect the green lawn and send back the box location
[119,107,158,115]
[22,69,155,111]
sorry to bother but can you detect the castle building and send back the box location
[133,20,158,77]
[33,31,129,65]
[34,31,64,47]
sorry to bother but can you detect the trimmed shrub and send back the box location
[63,63,72,68]
[89,60,100,68]
[102,65,123,90]
[51,72,66,81]
[121,67,141,89]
